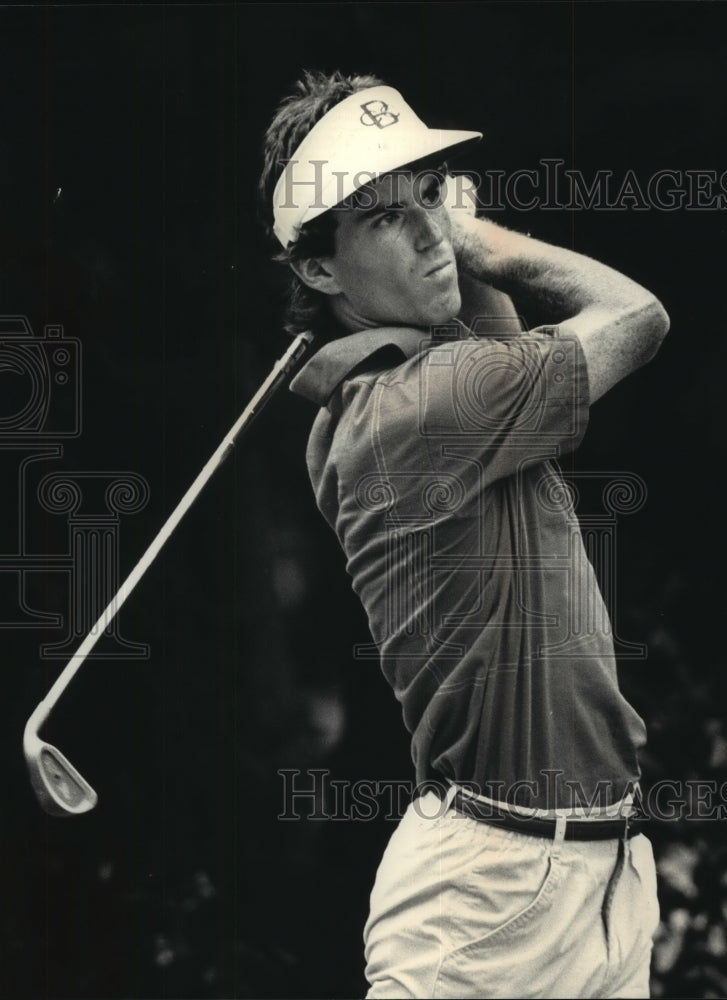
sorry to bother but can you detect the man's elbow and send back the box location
[638,296,670,364]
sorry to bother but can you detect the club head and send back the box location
[23,722,98,817]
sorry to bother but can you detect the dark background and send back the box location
[1,2,725,997]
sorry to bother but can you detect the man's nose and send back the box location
[412,206,445,252]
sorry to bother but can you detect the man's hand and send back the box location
[443,177,523,334]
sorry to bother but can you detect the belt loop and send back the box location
[622,811,631,852]
[443,782,458,814]
[551,815,567,858]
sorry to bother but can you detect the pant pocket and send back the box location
[627,834,661,940]
[600,835,660,998]
[433,837,565,999]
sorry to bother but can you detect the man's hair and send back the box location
[259,69,385,337]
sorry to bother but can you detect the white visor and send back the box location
[272,85,482,248]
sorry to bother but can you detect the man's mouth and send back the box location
[425,259,454,278]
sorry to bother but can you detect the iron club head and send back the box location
[23,710,98,817]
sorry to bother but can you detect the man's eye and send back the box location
[374,211,399,227]
[421,179,443,205]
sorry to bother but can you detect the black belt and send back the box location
[452,790,647,841]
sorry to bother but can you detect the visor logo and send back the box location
[360,100,400,129]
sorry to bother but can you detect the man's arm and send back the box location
[451,215,670,403]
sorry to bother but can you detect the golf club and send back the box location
[24,330,315,816]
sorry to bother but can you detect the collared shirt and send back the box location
[290,324,647,809]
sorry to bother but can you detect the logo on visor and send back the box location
[360,100,400,128]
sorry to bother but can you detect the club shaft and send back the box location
[33,330,314,725]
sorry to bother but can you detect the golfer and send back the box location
[260,70,669,999]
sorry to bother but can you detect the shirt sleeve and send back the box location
[414,333,590,483]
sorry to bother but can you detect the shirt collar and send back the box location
[289,324,468,407]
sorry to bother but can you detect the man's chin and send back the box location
[418,293,461,329]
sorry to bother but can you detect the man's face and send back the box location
[322,171,462,330]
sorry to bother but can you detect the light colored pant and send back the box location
[363,792,659,999]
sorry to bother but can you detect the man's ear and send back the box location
[290,256,342,297]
